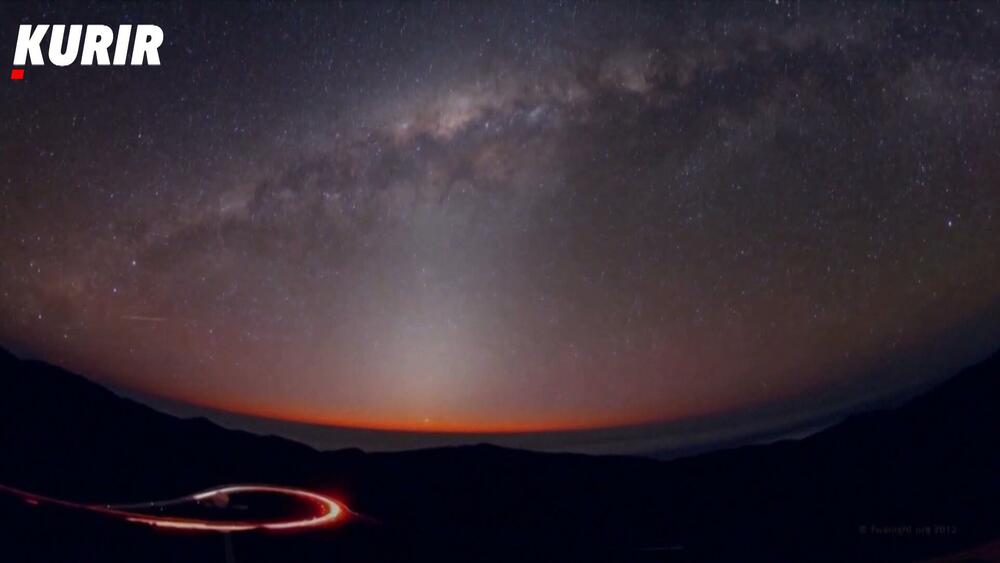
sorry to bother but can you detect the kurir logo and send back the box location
[12,24,163,80]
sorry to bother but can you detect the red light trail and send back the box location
[0,483,345,532]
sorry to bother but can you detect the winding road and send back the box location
[0,483,345,532]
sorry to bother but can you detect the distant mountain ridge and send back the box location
[0,347,998,562]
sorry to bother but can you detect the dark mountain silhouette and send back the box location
[1,346,998,562]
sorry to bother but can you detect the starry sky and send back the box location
[1,2,998,453]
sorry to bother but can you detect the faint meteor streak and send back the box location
[0,483,345,532]
[121,315,168,323]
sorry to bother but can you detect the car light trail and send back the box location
[0,483,345,532]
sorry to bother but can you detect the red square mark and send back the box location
[10,69,24,80]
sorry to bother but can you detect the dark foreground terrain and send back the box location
[1,347,998,562]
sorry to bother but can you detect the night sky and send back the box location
[1,2,998,453]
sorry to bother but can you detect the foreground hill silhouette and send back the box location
[0,347,998,562]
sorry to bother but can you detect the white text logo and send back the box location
[12,24,163,80]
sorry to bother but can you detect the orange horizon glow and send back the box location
[66,351,826,437]
[137,384,729,434]
[47,355,729,435]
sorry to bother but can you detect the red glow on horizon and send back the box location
[167,392,710,434]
